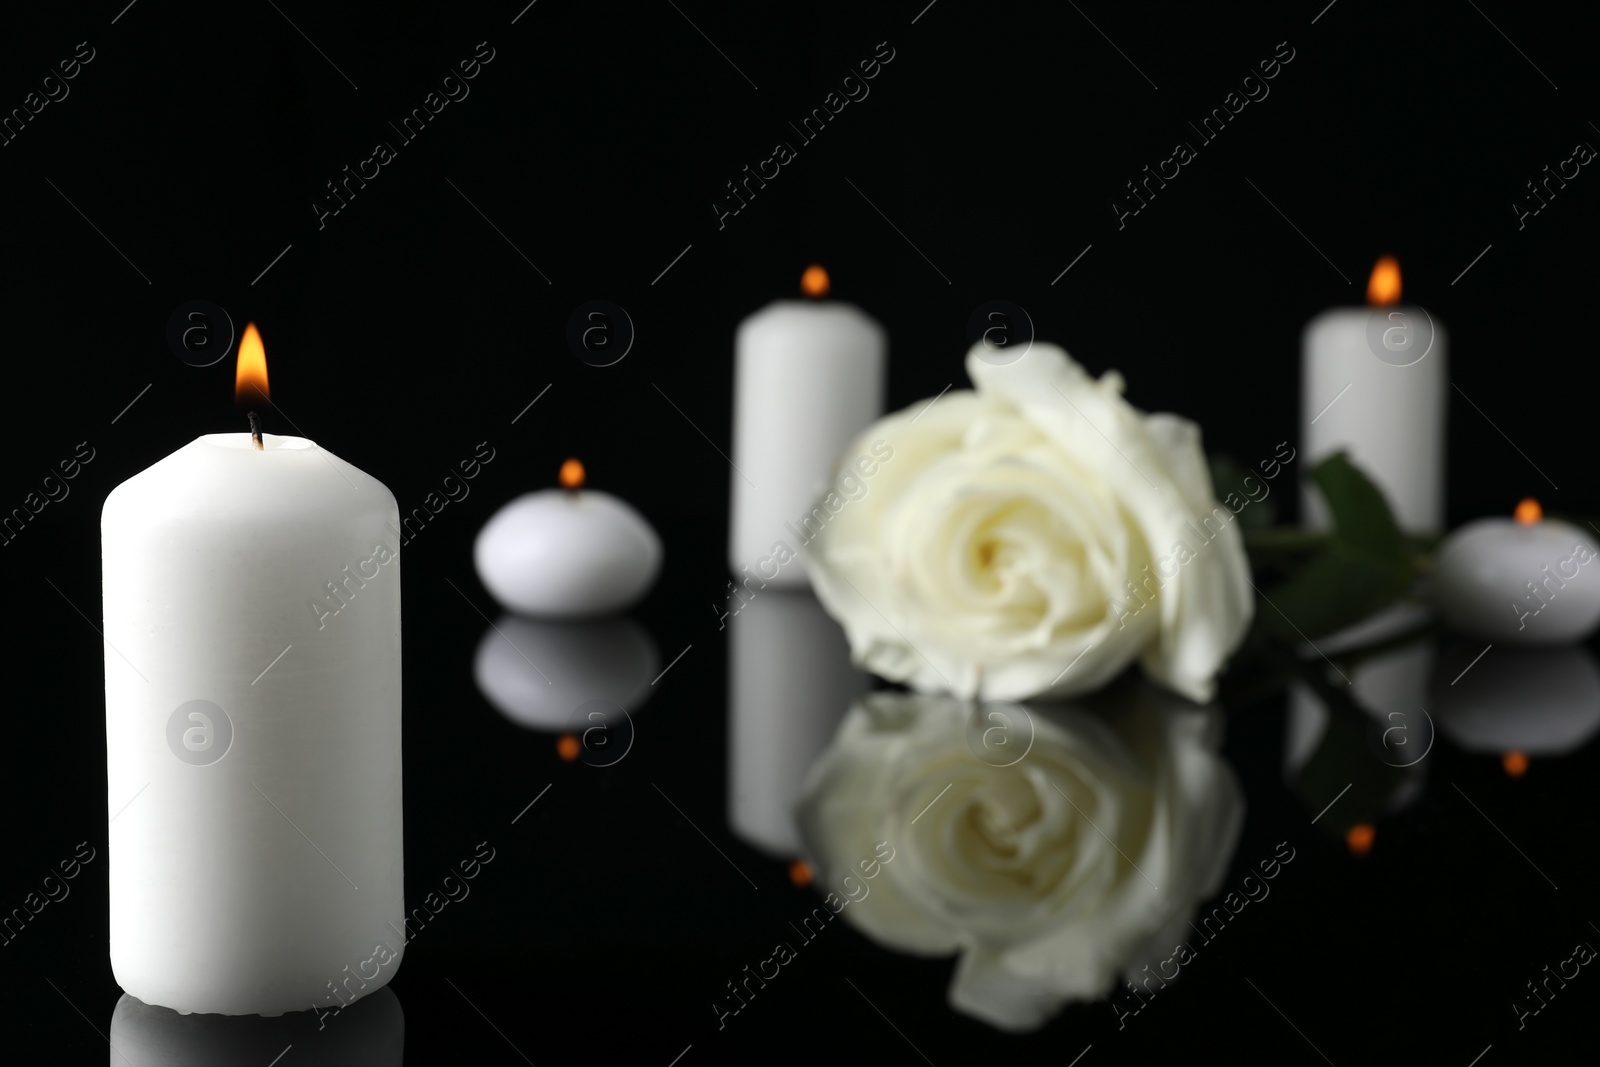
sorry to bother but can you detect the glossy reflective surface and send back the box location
[19,577,1600,1063]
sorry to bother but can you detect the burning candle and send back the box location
[474,459,661,617]
[101,325,405,1015]
[1432,498,1600,644]
[728,265,886,586]
[1301,257,1447,532]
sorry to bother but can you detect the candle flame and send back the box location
[1514,498,1542,525]
[800,264,830,299]
[559,458,585,490]
[1502,750,1529,778]
[788,859,813,887]
[1345,823,1375,856]
[1367,256,1401,306]
[556,734,580,762]
[235,323,270,403]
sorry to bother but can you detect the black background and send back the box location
[2,1,1598,1063]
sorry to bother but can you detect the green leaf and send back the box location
[1309,452,1407,566]
[1259,546,1409,640]
[1207,454,1277,530]
[1243,528,1332,552]
[1259,452,1414,640]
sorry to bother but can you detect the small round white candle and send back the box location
[1432,499,1600,644]
[728,266,885,586]
[103,429,404,1016]
[474,459,661,618]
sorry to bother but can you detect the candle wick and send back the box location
[247,411,263,451]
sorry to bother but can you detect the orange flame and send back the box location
[788,859,813,887]
[1514,498,1542,525]
[800,264,830,299]
[235,323,270,403]
[1503,751,1529,777]
[559,458,586,490]
[556,734,580,762]
[1367,256,1401,306]
[1346,823,1375,856]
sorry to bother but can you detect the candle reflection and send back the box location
[727,589,867,858]
[1283,607,1435,834]
[474,615,659,731]
[1431,640,1600,757]
[108,986,403,1066]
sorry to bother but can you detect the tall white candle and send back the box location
[1301,257,1446,532]
[729,267,885,587]
[102,431,403,1016]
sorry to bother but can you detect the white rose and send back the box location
[805,341,1253,703]
[795,686,1243,1032]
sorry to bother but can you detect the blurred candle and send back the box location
[101,333,404,1015]
[474,459,662,617]
[1301,256,1446,532]
[1432,498,1600,644]
[729,266,885,586]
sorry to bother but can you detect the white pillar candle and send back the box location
[1431,499,1600,644]
[729,266,885,587]
[1301,257,1446,532]
[727,589,867,857]
[102,430,403,1016]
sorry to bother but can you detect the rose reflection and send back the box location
[795,681,1242,1032]
[474,615,658,730]
[108,986,403,1065]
